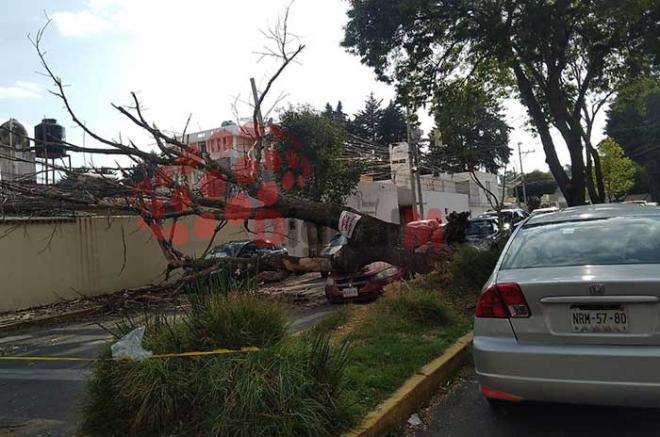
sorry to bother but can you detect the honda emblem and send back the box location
[589,284,606,296]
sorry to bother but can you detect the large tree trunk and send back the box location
[511,62,573,203]
[566,135,587,205]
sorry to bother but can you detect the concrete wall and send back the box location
[0,215,246,312]
[422,191,470,222]
[346,181,401,224]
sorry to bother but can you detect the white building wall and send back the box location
[421,190,469,222]
[449,171,501,216]
[346,180,401,224]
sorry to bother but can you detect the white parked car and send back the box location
[474,204,660,407]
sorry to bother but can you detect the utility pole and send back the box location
[411,128,424,218]
[517,142,534,207]
[406,123,419,219]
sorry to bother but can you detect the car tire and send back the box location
[485,397,513,409]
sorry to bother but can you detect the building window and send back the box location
[198,140,207,154]
[288,220,296,231]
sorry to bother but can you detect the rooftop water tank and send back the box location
[34,118,67,159]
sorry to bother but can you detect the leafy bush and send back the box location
[450,244,502,292]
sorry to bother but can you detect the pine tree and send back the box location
[379,100,407,144]
[349,93,384,144]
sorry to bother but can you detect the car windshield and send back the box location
[207,242,247,258]
[207,248,230,258]
[485,211,514,223]
[466,220,494,236]
[328,234,348,247]
[501,216,660,269]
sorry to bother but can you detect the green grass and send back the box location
[339,283,471,419]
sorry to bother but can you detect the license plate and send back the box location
[342,287,358,298]
[570,308,628,333]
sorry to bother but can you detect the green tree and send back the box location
[597,138,636,202]
[514,170,558,209]
[343,0,660,206]
[277,106,361,204]
[277,106,362,255]
[379,100,407,144]
[348,93,384,144]
[518,170,557,200]
[322,101,348,126]
[426,81,511,209]
[607,77,660,201]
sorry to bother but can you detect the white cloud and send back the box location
[51,10,111,37]
[0,81,41,99]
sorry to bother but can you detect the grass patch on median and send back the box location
[336,277,472,419]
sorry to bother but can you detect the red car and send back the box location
[324,261,405,303]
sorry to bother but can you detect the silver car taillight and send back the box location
[475,283,530,318]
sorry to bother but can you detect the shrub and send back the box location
[186,292,289,350]
[81,290,351,436]
[450,244,502,292]
[81,335,351,437]
[205,336,352,437]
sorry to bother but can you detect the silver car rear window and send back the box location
[501,216,660,269]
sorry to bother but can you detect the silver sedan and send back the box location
[474,204,660,407]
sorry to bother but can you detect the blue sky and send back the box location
[1,0,605,172]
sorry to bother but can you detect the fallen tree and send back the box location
[0,11,468,284]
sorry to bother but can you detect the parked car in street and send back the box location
[206,239,287,260]
[319,234,349,278]
[325,261,405,303]
[474,204,660,408]
[204,239,288,281]
[320,234,349,257]
[479,208,529,229]
[465,216,501,248]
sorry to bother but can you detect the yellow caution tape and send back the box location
[0,346,260,362]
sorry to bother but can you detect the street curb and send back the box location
[0,306,103,333]
[345,331,473,437]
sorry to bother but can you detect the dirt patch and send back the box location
[329,305,370,339]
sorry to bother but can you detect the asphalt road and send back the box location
[0,277,336,436]
[408,366,660,437]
